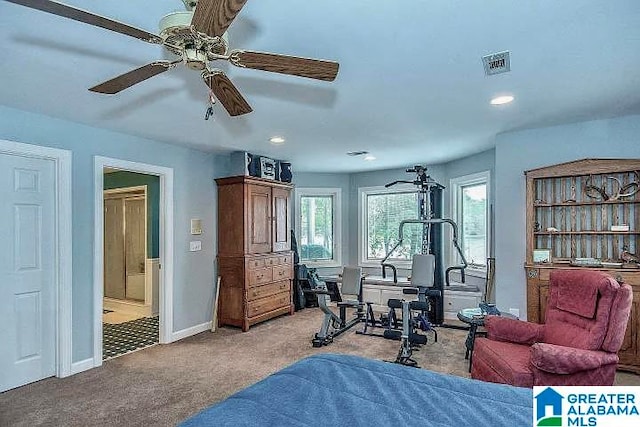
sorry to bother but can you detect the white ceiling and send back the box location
[1,0,639,172]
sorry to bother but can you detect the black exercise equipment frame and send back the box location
[381,166,468,326]
[304,279,365,348]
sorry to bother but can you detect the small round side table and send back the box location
[457,307,516,372]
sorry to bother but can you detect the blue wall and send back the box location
[104,171,160,258]
[494,114,640,318]
[0,105,221,362]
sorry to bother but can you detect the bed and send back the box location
[180,353,532,427]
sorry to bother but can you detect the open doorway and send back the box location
[94,157,174,367]
[102,174,159,359]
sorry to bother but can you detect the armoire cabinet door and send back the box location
[247,184,272,253]
[272,187,291,252]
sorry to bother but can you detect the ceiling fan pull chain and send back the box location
[205,105,214,120]
[204,101,214,120]
[205,91,215,120]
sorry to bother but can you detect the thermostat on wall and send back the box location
[190,218,202,235]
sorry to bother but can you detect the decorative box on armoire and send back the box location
[215,176,294,331]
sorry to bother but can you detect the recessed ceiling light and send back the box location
[346,151,369,156]
[269,136,285,145]
[364,155,376,161]
[490,95,514,105]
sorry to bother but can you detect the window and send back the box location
[295,188,341,266]
[359,186,423,266]
[450,171,490,270]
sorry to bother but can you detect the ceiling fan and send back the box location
[5,0,340,116]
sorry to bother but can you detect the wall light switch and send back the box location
[189,241,202,252]
[190,219,202,235]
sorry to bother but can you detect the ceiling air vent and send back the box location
[346,151,369,156]
[482,51,511,76]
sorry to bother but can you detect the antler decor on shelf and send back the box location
[608,171,640,201]
[584,172,640,201]
[584,175,609,201]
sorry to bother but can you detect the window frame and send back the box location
[294,187,342,267]
[449,170,491,274]
[358,184,418,268]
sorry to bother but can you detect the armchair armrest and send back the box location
[485,316,544,345]
[531,343,619,374]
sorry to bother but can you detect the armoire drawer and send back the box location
[261,253,293,267]
[264,256,278,267]
[248,267,273,287]
[246,291,290,318]
[246,280,290,301]
[272,264,292,281]
[247,258,265,269]
[274,254,292,265]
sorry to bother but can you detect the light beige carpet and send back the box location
[0,308,638,426]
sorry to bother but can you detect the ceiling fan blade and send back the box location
[191,0,249,38]
[203,70,252,116]
[89,62,173,94]
[5,0,162,44]
[229,50,339,82]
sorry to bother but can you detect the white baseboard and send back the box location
[171,321,212,342]
[69,358,95,375]
[104,297,152,317]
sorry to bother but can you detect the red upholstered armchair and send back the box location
[471,270,632,387]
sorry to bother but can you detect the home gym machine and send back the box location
[386,294,431,367]
[382,165,468,324]
[304,267,365,347]
[362,166,468,365]
[381,165,444,290]
[383,220,467,365]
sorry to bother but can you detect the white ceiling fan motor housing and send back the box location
[159,11,229,67]
[159,11,194,36]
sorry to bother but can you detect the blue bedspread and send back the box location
[181,353,532,427]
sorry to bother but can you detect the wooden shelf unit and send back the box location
[524,159,640,374]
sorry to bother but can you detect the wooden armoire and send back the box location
[215,176,294,331]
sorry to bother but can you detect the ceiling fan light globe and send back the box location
[184,48,208,70]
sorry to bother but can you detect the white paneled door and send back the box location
[0,153,56,392]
